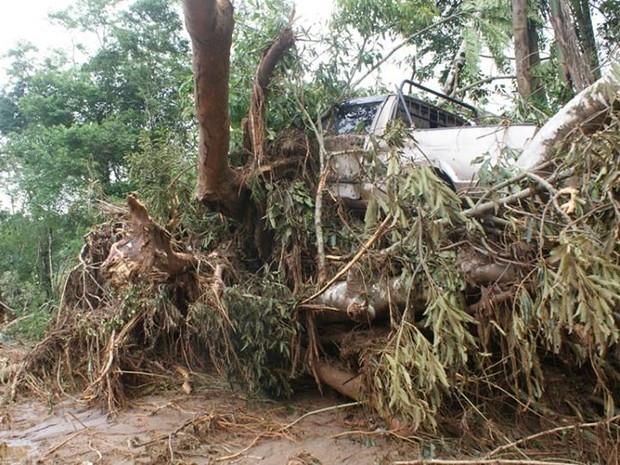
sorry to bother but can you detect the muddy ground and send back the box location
[0,374,420,464]
[2,340,618,465]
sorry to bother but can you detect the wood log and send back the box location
[458,261,516,284]
[314,360,409,433]
[312,253,517,323]
[517,68,620,170]
[312,273,412,322]
[314,361,362,400]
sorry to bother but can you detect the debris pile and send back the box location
[7,70,620,462]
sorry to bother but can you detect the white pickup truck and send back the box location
[325,80,538,203]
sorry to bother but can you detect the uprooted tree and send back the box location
[7,0,620,449]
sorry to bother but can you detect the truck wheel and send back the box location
[433,169,456,192]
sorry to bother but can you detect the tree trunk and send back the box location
[36,227,53,299]
[182,0,245,220]
[517,69,620,169]
[570,0,600,80]
[549,0,595,92]
[526,16,546,104]
[183,1,296,225]
[511,0,545,104]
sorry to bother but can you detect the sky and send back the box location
[0,0,334,83]
[0,0,334,52]
[0,0,75,55]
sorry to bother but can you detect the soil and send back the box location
[0,379,419,465]
[1,345,618,465]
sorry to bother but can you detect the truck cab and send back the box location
[325,80,538,203]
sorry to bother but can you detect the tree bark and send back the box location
[182,0,245,220]
[526,16,546,104]
[314,361,362,400]
[512,0,533,100]
[246,26,295,161]
[511,0,545,104]
[313,274,412,323]
[570,0,600,80]
[517,69,620,170]
[549,0,595,92]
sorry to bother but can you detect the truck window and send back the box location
[332,101,381,134]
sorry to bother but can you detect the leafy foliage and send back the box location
[0,0,191,319]
[190,278,299,398]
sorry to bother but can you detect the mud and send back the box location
[0,387,416,464]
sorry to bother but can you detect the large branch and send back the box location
[517,68,620,170]
[314,361,362,400]
[312,273,411,323]
[246,26,295,160]
[183,0,243,219]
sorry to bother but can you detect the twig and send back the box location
[525,172,557,195]
[455,75,517,97]
[82,312,142,402]
[168,433,174,462]
[215,401,362,462]
[292,92,328,284]
[0,314,33,331]
[526,172,572,223]
[67,411,89,430]
[280,401,363,431]
[0,299,16,315]
[486,414,620,458]
[381,167,567,255]
[350,15,458,89]
[166,163,195,190]
[331,428,420,444]
[301,214,393,304]
[468,290,515,313]
[87,440,103,461]
[473,161,554,205]
[216,435,262,462]
[133,416,208,448]
[331,429,388,439]
[457,168,572,221]
[394,460,580,465]
[43,429,87,458]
